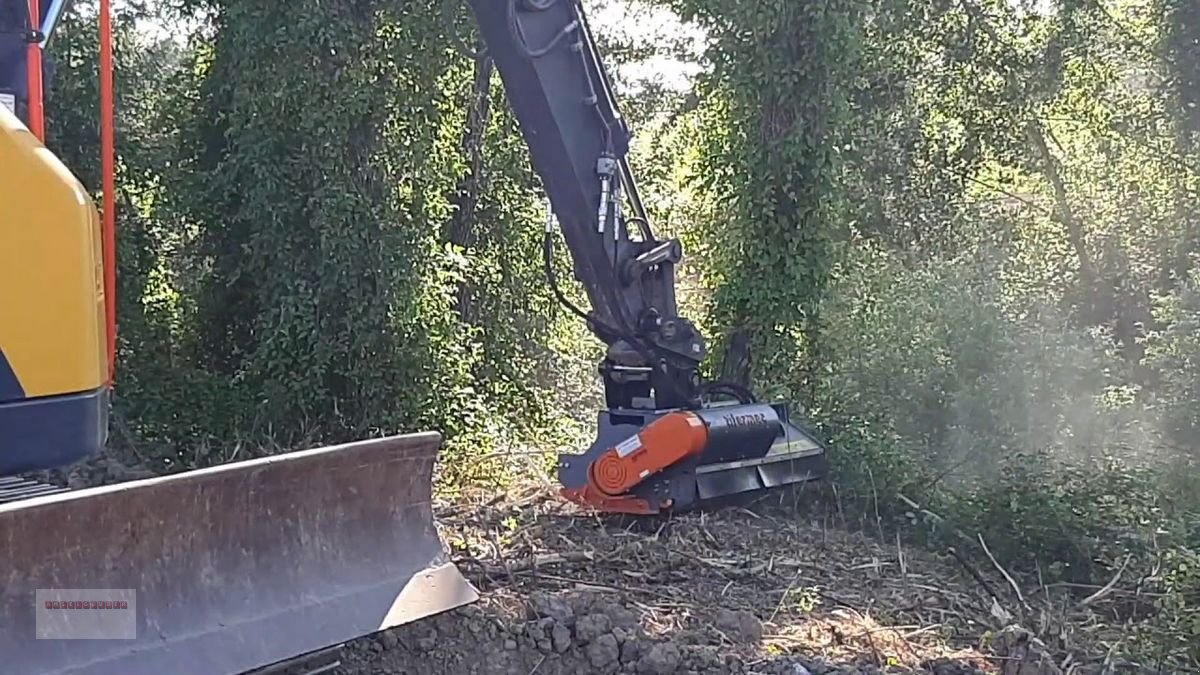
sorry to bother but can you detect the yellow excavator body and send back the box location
[0,105,109,475]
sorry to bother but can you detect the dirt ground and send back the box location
[38,448,1127,674]
[330,481,1090,675]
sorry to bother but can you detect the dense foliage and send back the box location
[43,0,1200,667]
[48,0,600,479]
[658,0,1200,666]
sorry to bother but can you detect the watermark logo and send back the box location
[35,589,136,640]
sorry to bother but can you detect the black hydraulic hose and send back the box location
[542,230,592,324]
[542,228,634,350]
[507,0,577,59]
[506,0,616,152]
[624,216,653,242]
[700,382,758,404]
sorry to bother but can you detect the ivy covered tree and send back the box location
[663,0,864,403]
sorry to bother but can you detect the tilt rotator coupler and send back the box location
[558,401,828,514]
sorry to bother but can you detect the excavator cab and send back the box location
[0,3,476,673]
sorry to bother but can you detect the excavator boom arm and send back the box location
[463,0,828,516]
[465,0,707,411]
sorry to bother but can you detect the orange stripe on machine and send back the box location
[587,412,709,497]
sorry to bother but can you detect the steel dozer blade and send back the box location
[559,400,828,515]
[0,432,478,675]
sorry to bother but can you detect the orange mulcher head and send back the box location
[558,401,827,515]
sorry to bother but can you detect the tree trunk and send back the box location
[446,54,495,322]
[719,327,752,388]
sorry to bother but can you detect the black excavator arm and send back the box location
[463,0,828,514]
[465,0,704,413]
